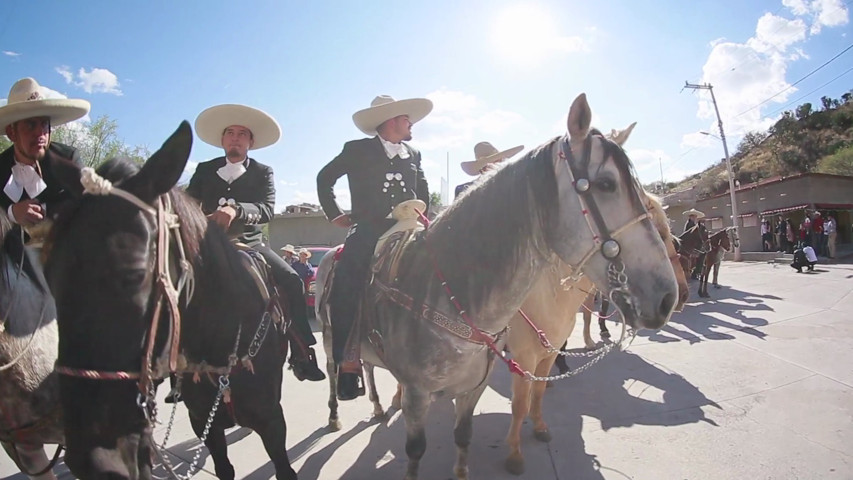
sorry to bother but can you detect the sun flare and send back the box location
[491,4,560,65]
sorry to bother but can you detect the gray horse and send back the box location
[0,212,62,480]
[317,94,679,480]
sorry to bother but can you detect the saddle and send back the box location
[340,200,426,369]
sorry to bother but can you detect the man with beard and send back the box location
[317,94,432,400]
[187,103,325,383]
[1,78,89,232]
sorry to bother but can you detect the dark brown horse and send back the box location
[676,224,708,281]
[44,123,297,480]
[698,228,734,298]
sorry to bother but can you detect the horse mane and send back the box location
[0,208,10,240]
[398,137,562,311]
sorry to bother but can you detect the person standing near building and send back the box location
[824,214,837,259]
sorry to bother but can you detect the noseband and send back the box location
[54,168,193,409]
[558,136,650,307]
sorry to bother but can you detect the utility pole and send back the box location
[659,157,664,193]
[684,81,742,261]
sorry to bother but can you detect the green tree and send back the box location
[52,115,150,167]
[429,191,442,207]
[816,145,853,176]
[0,134,11,152]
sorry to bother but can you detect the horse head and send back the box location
[44,122,196,480]
[547,94,677,330]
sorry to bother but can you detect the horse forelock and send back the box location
[396,136,562,314]
[589,130,645,212]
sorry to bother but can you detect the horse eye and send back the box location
[596,178,616,192]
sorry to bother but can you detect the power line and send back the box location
[763,64,853,117]
[734,41,853,118]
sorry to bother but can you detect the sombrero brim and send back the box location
[0,98,90,130]
[683,209,705,218]
[195,104,281,150]
[352,98,433,136]
[460,145,524,176]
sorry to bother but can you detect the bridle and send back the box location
[54,168,194,414]
[557,135,651,314]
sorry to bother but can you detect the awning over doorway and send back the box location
[815,203,853,210]
[737,211,756,218]
[761,204,808,215]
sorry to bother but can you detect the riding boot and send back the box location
[337,367,365,401]
[289,347,326,382]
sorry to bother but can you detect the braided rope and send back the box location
[54,365,140,380]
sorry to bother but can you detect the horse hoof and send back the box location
[713,284,721,289]
[534,429,552,442]
[372,410,388,421]
[328,418,342,432]
[454,466,469,480]
[505,456,525,475]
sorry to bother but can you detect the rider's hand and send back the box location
[11,200,44,226]
[209,206,237,230]
[331,214,353,228]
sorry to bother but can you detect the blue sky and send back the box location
[1,0,850,211]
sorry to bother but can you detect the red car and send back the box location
[300,246,332,314]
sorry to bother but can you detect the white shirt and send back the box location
[824,218,836,235]
[217,158,250,183]
[4,160,48,224]
[378,135,410,160]
[803,246,818,262]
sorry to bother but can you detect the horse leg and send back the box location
[401,386,431,480]
[598,298,610,338]
[2,442,57,480]
[189,415,234,480]
[391,383,403,410]
[713,262,721,288]
[255,406,298,480]
[505,368,532,475]
[364,362,386,419]
[453,384,488,480]
[530,356,555,443]
[582,293,595,349]
[322,315,342,431]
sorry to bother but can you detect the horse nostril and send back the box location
[659,292,676,318]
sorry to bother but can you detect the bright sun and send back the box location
[491,4,560,65]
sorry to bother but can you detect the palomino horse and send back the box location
[318,94,678,480]
[0,212,63,480]
[503,190,689,474]
[697,228,735,298]
[44,123,298,480]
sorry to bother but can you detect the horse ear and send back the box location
[51,156,84,198]
[610,122,637,147]
[567,93,591,141]
[125,121,193,203]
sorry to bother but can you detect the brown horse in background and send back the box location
[698,228,734,298]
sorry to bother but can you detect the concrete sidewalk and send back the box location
[4,260,852,479]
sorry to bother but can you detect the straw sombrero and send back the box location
[352,95,433,136]
[298,248,312,259]
[279,244,297,254]
[683,208,705,219]
[461,142,524,176]
[0,77,90,130]
[195,104,281,150]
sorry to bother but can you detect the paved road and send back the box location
[3,259,852,479]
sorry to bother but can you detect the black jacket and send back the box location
[185,156,275,247]
[0,142,81,218]
[317,136,429,225]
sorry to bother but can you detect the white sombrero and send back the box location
[683,208,705,219]
[460,142,524,176]
[0,77,90,131]
[279,244,297,254]
[195,104,281,150]
[352,95,433,136]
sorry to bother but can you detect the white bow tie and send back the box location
[4,162,47,202]
[217,160,247,184]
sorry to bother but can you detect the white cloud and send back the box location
[416,88,528,155]
[692,0,848,137]
[278,180,297,187]
[2,50,21,57]
[56,65,122,95]
[184,161,198,176]
[681,132,716,149]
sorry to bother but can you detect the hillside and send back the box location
[659,91,853,199]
